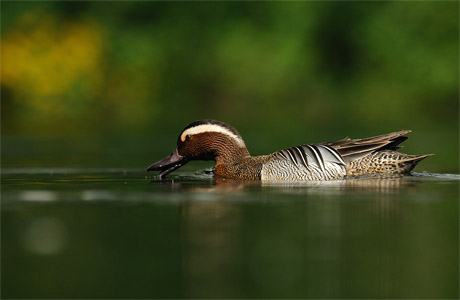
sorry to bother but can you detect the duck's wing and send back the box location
[276,144,346,172]
[320,130,412,163]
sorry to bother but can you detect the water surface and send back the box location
[2,168,459,299]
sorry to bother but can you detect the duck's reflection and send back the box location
[175,175,422,297]
[167,174,414,195]
[180,201,242,297]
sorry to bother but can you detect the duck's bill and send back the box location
[147,149,188,179]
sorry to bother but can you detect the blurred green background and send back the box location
[1,1,458,172]
[1,3,459,299]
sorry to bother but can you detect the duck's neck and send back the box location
[215,146,250,165]
[214,147,269,180]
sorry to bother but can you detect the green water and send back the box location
[1,168,459,299]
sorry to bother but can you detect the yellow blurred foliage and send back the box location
[1,10,103,115]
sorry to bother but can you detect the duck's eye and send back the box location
[185,134,191,140]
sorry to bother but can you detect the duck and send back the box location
[147,119,431,181]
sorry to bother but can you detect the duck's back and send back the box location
[260,130,431,181]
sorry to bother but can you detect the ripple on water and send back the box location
[1,168,458,207]
[410,171,460,180]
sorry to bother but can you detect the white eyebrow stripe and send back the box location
[181,124,246,147]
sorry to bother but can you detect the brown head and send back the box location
[147,120,250,179]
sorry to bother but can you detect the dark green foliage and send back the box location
[1,1,458,171]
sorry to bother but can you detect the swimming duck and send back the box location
[147,119,431,181]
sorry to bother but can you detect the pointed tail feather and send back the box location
[399,154,433,172]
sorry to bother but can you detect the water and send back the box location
[2,168,459,299]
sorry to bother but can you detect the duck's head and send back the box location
[147,119,249,179]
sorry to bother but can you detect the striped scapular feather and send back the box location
[277,144,345,170]
[320,130,412,163]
